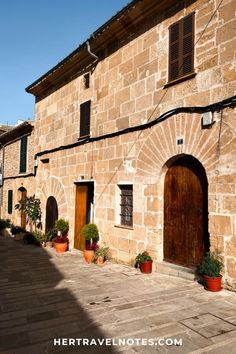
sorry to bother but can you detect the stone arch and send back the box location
[40,176,68,228]
[135,113,235,261]
[136,113,236,181]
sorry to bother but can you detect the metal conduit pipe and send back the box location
[86,41,99,60]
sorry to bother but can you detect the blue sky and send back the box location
[0,0,130,125]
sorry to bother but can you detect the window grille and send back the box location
[119,185,133,227]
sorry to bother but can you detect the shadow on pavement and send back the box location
[0,231,119,353]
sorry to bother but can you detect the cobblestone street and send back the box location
[1,233,236,354]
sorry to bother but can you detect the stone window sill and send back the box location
[114,224,134,230]
[163,72,196,89]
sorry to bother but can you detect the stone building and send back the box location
[2,0,235,288]
[0,122,35,227]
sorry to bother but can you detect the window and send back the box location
[169,13,194,82]
[80,100,91,138]
[119,185,133,227]
[83,73,90,89]
[19,136,28,173]
[8,190,13,214]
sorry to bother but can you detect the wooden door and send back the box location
[164,156,208,267]
[21,190,27,229]
[45,196,58,232]
[74,185,88,250]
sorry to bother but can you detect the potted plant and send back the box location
[15,195,42,232]
[0,219,11,237]
[10,225,26,240]
[198,250,223,292]
[94,244,109,265]
[135,250,153,273]
[54,218,69,253]
[81,223,99,263]
[45,229,57,247]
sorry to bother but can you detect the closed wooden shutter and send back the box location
[20,136,28,173]
[169,23,180,81]
[169,13,194,82]
[8,190,13,214]
[80,100,91,137]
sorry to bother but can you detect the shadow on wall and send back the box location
[0,231,119,353]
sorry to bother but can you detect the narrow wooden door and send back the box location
[21,190,27,229]
[164,156,208,267]
[74,185,88,250]
[45,196,58,232]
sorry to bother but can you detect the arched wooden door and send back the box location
[164,155,209,267]
[45,196,58,232]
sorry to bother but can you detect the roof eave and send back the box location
[0,122,34,146]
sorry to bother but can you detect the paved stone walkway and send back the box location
[1,233,236,354]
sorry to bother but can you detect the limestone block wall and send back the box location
[0,130,36,226]
[34,0,236,153]
[3,133,35,178]
[32,0,236,288]
[2,177,36,227]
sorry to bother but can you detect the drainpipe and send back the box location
[86,40,99,61]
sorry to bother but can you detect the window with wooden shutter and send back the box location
[19,136,28,173]
[80,100,91,138]
[169,13,194,82]
[8,190,13,214]
[119,185,133,227]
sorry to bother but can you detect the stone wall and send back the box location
[2,177,36,227]
[4,133,35,178]
[29,0,236,288]
[1,130,35,227]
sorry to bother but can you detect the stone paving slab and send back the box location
[1,234,236,354]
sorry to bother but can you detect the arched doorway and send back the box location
[18,187,27,229]
[164,155,209,267]
[45,196,58,232]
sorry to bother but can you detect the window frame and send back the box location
[8,190,13,214]
[19,135,28,173]
[168,12,195,84]
[118,184,133,227]
[79,100,91,138]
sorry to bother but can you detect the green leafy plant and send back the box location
[198,250,223,278]
[81,223,99,250]
[135,250,152,267]
[23,232,38,245]
[0,218,11,230]
[82,223,99,240]
[10,225,25,235]
[45,229,57,242]
[15,195,42,232]
[54,218,69,243]
[94,244,109,259]
[54,218,69,236]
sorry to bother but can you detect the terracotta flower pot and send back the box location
[46,241,53,248]
[140,260,153,273]
[54,242,68,254]
[96,256,104,265]
[84,250,94,263]
[204,275,222,292]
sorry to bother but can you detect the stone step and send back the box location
[155,261,196,281]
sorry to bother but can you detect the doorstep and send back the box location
[155,261,196,281]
